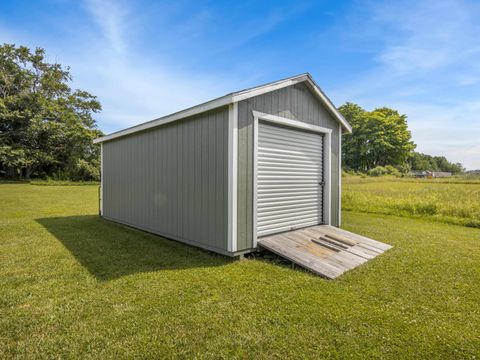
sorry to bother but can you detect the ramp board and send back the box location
[257,225,392,279]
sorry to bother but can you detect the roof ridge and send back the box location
[94,73,351,144]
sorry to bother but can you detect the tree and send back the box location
[409,152,464,174]
[0,44,102,179]
[409,152,438,172]
[339,102,416,171]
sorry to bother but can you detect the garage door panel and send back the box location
[258,201,321,212]
[259,155,322,164]
[258,199,321,211]
[258,219,320,235]
[259,187,321,194]
[260,124,323,143]
[258,153,322,163]
[257,122,324,237]
[259,191,322,199]
[259,139,323,153]
[256,205,320,217]
[259,180,322,185]
[259,167,322,173]
[259,135,322,148]
[258,148,322,160]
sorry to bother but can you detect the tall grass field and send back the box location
[343,176,480,228]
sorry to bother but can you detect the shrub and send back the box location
[384,165,402,177]
[73,159,100,181]
[342,167,359,176]
[394,163,411,175]
[366,165,402,177]
[367,166,388,177]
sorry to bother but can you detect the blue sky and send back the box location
[1,0,479,169]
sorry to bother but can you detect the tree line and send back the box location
[0,44,464,181]
[0,44,102,180]
[339,103,464,175]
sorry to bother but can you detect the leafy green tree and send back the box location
[339,102,416,171]
[409,152,464,174]
[432,156,464,174]
[0,44,102,180]
[409,152,438,172]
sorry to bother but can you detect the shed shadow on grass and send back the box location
[36,215,230,281]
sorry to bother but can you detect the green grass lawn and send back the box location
[343,176,480,228]
[1,183,480,359]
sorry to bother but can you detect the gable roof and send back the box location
[94,73,351,144]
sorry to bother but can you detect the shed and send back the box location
[94,73,354,258]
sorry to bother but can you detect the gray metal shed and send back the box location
[94,73,352,257]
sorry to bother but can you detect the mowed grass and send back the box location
[343,176,480,228]
[1,184,480,359]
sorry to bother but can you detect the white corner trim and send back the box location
[252,113,259,248]
[324,132,332,226]
[227,103,238,252]
[252,111,332,248]
[338,123,342,227]
[100,143,103,216]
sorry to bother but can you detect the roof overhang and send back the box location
[94,73,351,144]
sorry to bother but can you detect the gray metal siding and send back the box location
[237,82,340,251]
[102,107,229,253]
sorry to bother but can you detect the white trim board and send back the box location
[227,103,238,252]
[252,111,332,248]
[338,123,342,226]
[100,143,103,216]
[252,111,333,135]
[94,73,351,144]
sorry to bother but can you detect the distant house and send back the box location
[412,171,428,178]
[432,172,452,178]
[466,170,480,175]
[411,171,452,178]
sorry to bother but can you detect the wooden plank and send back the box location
[329,250,367,269]
[329,251,371,270]
[259,237,342,279]
[324,233,357,247]
[356,242,386,254]
[321,225,392,251]
[261,235,353,278]
[310,225,385,251]
[268,234,340,270]
[274,235,337,267]
[281,233,333,259]
[344,245,377,260]
[311,237,343,252]
[318,236,350,250]
[257,224,392,279]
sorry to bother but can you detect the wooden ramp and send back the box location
[257,225,392,279]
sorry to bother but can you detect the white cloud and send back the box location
[372,0,480,74]
[331,0,480,170]
[391,101,479,169]
[84,0,128,54]
[74,54,229,131]
[45,1,242,132]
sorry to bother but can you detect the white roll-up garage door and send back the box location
[257,122,324,237]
